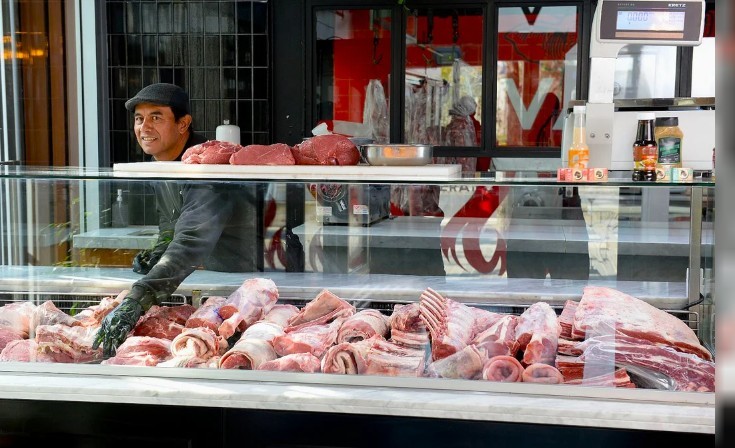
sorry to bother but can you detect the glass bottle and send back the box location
[633,112,657,179]
[567,105,590,169]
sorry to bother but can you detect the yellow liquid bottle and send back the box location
[567,105,589,169]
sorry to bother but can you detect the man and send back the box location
[94,83,259,356]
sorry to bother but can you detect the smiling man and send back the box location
[93,83,259,357]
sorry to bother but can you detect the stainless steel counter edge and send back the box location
[0,364,715,434]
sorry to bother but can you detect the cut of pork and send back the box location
[426,344,485,380]
[219,338,278,369]
[285,289,355,332]
[133,304,196,340]
[522,363,564,384]
[217,278,279,339]
[182,140,242,164]
[336,309,390,343]
[273,317,345,358]
[263,304,299,328]
[558,300,578,339]
[419,288,475,361]
[230,143,295,165]
[513,302,560,366]
[185,296,227,334]
[258,353,321,373]
[35,324,103,363]
[321,335,425,377]
[0,301,37,338]
[472,314,518,358]
[101,336,172,366]
[388,303,428,348]
[170,327,227,360]
[75,292,126,327]
[31,301,80,330]
[0,328,25,352]
[482,355,524,382]
[0,339,54,362]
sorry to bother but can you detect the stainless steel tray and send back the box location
[362,144,433,166]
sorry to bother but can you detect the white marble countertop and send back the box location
[0,365,714,434]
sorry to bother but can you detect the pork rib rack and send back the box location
[419,288,475,361]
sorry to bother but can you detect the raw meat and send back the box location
[101,336,172,366]
[218,278,279,339]
[426,344,485,379]
[564,368,634,388]
[0,339,53,362]
[513,302,561,366]
[559,300,578,339]
[336,309,390,343]
[258,353,321,373]
[273,318,345,358]
[239,321,284,343]
[473,315,518,358]
[291,134,360,166]
[555,355,586,381]
[285,289,355,332]
[388,303,429,348]
[557,338,583,357]
[133,305,196,340]
[230,143,295,165]
[0,328,25,352]
[482,355,524,382]
[75,292,126,327]
[31,301,79,330]
[185,296,227,334]
[321,335,425,377]
[219,338,277,369]
[170,327,227,360]
[522,363,565,384]
[470,307,504,335]
[578,334,715,392]
[419,288,476,361]
[182,140,243,164]
[572,286,712,361]
[0,301,37,337]
[263,304,299,328]
[35,324,103,363]
[158,356,219,369]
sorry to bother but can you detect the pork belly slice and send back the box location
[0,328,26,352]
[273,317,345,358]
[482,355,524,382]
[0,301,37,338]
[101,336,172,366]
[336,309,390,344]
[557,337,583,357]
[513,302,561,366]
[133,305,196,340]
[321,335,425,377]
[558,300,578,339]
[35,324,103,363]
[218,278,279,339]
[258,353,321,373]
[578,333,715,392]
[0,339,55,363]
[75,292,126,327]
[522,363,565,384]
[170,327,227,360]
[219,339,277,369]
[419,288,475,361]
[185,296,227,335]
[388,303,429,349]
[263,304,299,328]
[564,368,634,388]
[285,289,355,332]
[426,344,485,380]
[572,286,712,360]
[473,314,518,358]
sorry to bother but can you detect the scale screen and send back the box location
[599,1,703,43]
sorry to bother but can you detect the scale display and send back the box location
[598,1,703,43]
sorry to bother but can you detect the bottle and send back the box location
[111,189,129,227]
[216,120,240,144]
[654,116,683,169]
[633,113,657,181]
[567,105,590,169]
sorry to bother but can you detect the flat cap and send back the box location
[125,83,190,114]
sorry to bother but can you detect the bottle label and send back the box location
[657,137,681,164]
[633,144,657,171]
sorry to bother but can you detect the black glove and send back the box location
[92,297,144,357]
[133,249,162,274]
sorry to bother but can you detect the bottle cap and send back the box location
[643,170,657,181]
[632,170,644,181]
[573,105,586,114]
[655,116,678,127]
[637,112,656,121]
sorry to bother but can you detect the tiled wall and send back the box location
[105,0,269,226]
[107,0,270,164]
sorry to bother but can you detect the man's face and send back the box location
[133,103,190,161]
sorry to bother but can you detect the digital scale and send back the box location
[584,0,707,168]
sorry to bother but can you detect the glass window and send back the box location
[613,45,677,99]
[314,10,391,142]
[692,2,716,97]
[496,6,578,148]
[404,8,483,149]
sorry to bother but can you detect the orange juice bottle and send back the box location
[567,105,590,169]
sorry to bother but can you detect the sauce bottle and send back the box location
[654,116,683,169]
[567,105,590,169]
[633,112,657,180]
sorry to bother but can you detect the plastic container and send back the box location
[216,120,240,144]
[567,105,589,169]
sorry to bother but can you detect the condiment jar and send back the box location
[655,116,683,169]
[633,113,657,180]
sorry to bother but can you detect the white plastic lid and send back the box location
[637,112,656,120]
[573,105,586,114]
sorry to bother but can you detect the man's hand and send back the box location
[133,249,162,274]
[92,297,144,357]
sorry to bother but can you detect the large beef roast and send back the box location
[230,143,295,165]
[182,140,243,164]
[292,134,360,166]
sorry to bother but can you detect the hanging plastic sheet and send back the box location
[362,79,389,144]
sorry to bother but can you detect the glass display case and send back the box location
[0,165,715,444]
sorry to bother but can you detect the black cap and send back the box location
[125,83,190,114]
[655,116,678,127]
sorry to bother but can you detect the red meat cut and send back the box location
[291,134,360,166]
[182,140,243,164]
[230,143,295,165]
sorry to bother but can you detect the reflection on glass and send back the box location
[314,10,391,142]
[404,8,483,152]
[496,6,578,148]
[692,38,715,97]
[613,45,676,99]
